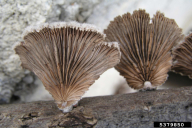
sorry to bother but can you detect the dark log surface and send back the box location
[1,87,192,128]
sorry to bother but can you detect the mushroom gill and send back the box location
[172,33,192,78]
[15,22,121,112]
[104,9,184,90]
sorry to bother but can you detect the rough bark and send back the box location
[1,87,192,128]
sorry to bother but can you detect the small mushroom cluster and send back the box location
[15,22,121,112]
[15,9,192,113]
[172,33,192,78]
[104,9,184,90]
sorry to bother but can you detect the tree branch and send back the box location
[1,87,192,128]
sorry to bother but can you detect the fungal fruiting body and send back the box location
[104,9,183,90]
[172,33,192,78]
[15,22,121,112]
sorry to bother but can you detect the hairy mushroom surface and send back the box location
[15,22,120,112]
[172,33,192,78]
[104,9,183,90]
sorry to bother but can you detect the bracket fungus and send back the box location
[172,33,192,78]
[15,22,121,112]
[104,9,183,90]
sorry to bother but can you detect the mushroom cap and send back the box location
[172,33,192,78]
[15,22,120,112]
[104,9,184,90]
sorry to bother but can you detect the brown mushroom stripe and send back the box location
[15,22,121,112]
[172,33,192,78]
[104,9,183,90]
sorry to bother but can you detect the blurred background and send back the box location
[1,0,192,104]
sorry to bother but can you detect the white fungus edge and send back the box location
[22,21,105,38]
[98,41,121,64]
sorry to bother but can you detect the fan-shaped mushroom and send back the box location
[104,9,183,90]
[172,33,192,78]
[15,22,121,112]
